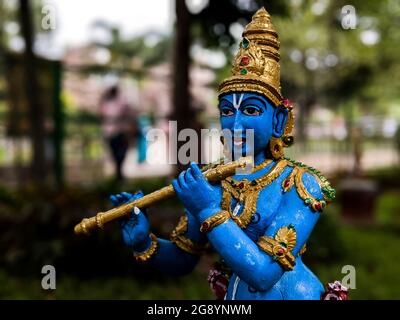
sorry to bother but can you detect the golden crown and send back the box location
[218,7,282,107]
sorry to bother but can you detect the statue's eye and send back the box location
[243,106,261,116]
[221,108,234,116]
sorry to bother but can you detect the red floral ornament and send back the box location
[321,281,349,300]
[207,269,229,300]
[282,98,293,110]
[283,99,291,107]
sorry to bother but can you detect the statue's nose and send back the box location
[232,113,245,133]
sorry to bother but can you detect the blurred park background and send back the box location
[0,0,399,299]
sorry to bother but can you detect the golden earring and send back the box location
[270,137,284,160]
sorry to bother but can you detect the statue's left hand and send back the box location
[172,162,221,222]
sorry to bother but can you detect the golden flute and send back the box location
[74,157,252,235]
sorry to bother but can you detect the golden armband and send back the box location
[170,216,210,255]
[133,233,159,263]
[257,225,297,271]
[199,210,231,233]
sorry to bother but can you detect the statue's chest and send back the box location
[220,176,284,242]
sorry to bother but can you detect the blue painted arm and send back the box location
[205,172,322,292]
[144,210,208,276]
[114,191,208,276]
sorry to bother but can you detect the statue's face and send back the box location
[218,92,287,158]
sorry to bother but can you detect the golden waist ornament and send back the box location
[74,157,253,235]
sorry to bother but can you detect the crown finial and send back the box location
[253,7,271,18]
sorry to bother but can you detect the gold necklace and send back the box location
[221,159,289,229]
[252,158,273,172]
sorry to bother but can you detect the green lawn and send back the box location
[314,225,400,300]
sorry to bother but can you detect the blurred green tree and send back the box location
[88,20,172,75]
[275,0,400,142]
[188,0,400,146]
[1,0,54,184]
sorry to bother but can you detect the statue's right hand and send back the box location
[110,191,151,252]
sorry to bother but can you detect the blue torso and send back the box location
[217,163,324,300]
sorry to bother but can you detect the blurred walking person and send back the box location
[99,85,137,181]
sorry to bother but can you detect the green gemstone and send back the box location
[279,241,287,248]
[240,68,247,75]
[242,38,250,49]
[305,198,311,204]
[288,223,295,230]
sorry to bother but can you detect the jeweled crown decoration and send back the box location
[218,7,283,107]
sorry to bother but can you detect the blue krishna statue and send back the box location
[111,7,339,300]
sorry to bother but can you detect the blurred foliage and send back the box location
[0,178,178,278]
[278,0,400,107]
[193,0,400,139]
[88,21,173,73]
[314,224,400,300]
[191,0,289,51]
[375,191,400,227]
[0,0,49,49]
[303,204,346,265]
[0,267,214,299]
[365,166,400,190]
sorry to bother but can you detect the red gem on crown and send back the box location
[240,56,250,66]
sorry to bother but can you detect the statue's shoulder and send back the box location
[281,158,336,213]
